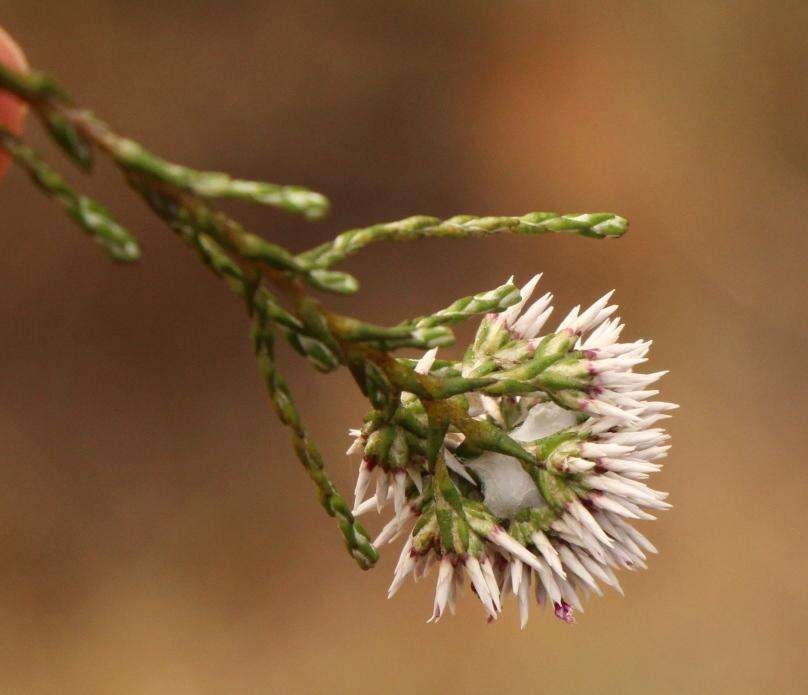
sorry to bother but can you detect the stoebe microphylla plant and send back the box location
[0,60,675,627]
[351,282,675,625]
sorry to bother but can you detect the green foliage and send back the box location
[0,127,138,261]
[0,61,628,570]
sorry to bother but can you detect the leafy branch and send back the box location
[0,61,627,569]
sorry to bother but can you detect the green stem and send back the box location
[297,212,627,269]
[83,110,329,218]
[0,127,140,262]
[252,311,378,569]
[0,62,330,219]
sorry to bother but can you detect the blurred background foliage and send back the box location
[0,1,806,693]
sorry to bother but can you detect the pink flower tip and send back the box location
[553,600,576,624]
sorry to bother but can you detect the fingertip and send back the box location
[0,25,29,181]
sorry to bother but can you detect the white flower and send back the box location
[349,275,676,626]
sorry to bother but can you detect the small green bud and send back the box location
[535,468,576,512]
[411,507,440,554]
[364,425,396,466]
[308,269,359,295]
[363,361,396,413]
[537,355,591,391]
[388,427,410,470]
[284,331,340,373]
[534,331,577,364]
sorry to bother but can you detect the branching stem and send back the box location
[0,61,627,569]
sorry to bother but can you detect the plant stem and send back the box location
[0,127,139,261]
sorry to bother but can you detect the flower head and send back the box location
[349,275,676,627]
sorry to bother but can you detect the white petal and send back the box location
[609,514,658,554]
[480,555,502,612]
[488,527,544,574]
[352,496,378,518]
[531,530,566,578]
[584,399,640,423]
[502,273,542,326]
[408,466,424,493]
[574,290,616,334]
[569,499,613,546]
[558,544,602,595]
[556,305,580,332]
[479,394,505,426]
[510,558,524,594]
[513,295,555,338]
[392,472,406,516]
[534,557,562,605]
[429,556,454,622]
[601,457,662,475]
[557,575,584,612]
[518,564,532,629]
[582,442,636,458]
[346,436,364,456]
[566,457,596,473]
[373,499,420,547]
[466,556,498,618]
[590,492,640,518]
[388,542,416,597]
[353,459,373,513]
[572,546,621,593]
[414,347,438,375]
[374,474,388,513]
[444,449,477,484]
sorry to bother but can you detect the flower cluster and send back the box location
[349,275,675,626]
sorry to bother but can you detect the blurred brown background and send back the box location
[1,2,806,693]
